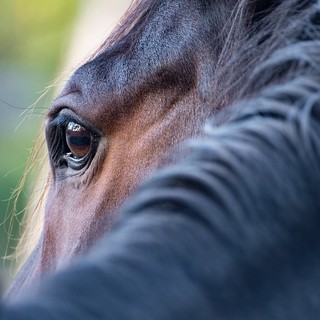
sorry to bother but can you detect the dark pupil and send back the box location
[66,122,91,158]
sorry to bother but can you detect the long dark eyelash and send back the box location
[50,114,79,128]
[48,117,68,168]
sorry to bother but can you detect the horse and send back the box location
[3,21,320,318]
[7,0,320,300]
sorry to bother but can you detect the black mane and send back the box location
[212,0,320,112]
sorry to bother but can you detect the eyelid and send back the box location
[49,113,84,131]
[48,109,101,138]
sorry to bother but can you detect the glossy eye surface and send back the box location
[46,110,101,173]
[66,122,91,158]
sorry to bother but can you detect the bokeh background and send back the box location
[0,0,130,286]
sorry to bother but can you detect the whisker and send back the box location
[0,98,46,111]
[3,165,26,179]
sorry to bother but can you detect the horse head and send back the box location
[8,0,303,298]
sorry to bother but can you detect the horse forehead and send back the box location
[50,56,130,128]
[50,0,241,127]
[51,49,196,129]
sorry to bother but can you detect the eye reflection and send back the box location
[66,121,91,158]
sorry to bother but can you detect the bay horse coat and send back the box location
[7,2,320,314]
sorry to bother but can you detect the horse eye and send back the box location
[66,121,91,158]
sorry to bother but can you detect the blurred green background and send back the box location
[0,0,131,289]
[0,0,80,275]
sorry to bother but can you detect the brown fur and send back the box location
[8,0,319,299]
